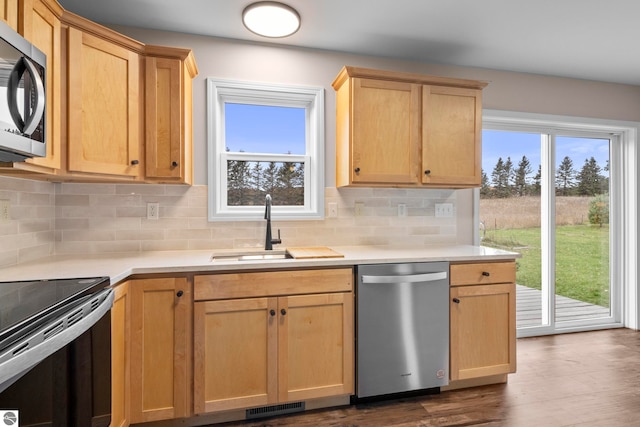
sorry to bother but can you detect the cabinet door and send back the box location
[130,278,190,423]
[193,298,277,413]
[145,56,189,182]
[0,0,17,30]
[450,283,516,381]
[422,86,482,186]
[67,27,141,177]
[351,78,421,185]
[278,292,354,402]
[111,281,130,427]
[20,0,62,171]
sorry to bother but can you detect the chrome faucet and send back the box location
[264,194,282,250]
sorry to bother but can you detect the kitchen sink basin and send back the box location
[210,249,293,262]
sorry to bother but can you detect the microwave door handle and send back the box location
[6,56,45,135]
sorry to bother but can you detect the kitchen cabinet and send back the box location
[332,66,486,188]
[144,47,198,184]
[129,277,191,423]
[0,0,17,30]
[449,261,516,382]
[66,25,142,179]
[111,280,130,427]
[193,268,354,414]
[0,1,198,183]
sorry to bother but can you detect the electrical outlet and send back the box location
[0,200,9,222]
[354,202,364,217]
[397,203,407,217]
[147,202,159,220]
[435,203,453,218]
[328,202,338,218]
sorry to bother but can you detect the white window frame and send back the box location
[207,78,325,221]
[477,109,639,332]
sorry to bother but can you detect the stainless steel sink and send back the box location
[210,249,292,262]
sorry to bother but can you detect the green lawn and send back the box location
[481,225,610,308]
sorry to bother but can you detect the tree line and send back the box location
[481,155,609,198]
[227,159,304,206]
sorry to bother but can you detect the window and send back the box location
[207,79,324,220]
[478,110,638,336]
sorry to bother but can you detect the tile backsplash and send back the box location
[0,176,55,268]
[1,176,457,267]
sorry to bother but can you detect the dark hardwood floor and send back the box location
[218,328,640,427]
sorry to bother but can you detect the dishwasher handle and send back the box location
[360,271,447,284]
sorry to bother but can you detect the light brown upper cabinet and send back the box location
[0,1,198,183]
[67,25,142,179]
[144,47,198,184]
[332,66,487,188]
[0,0,18,30]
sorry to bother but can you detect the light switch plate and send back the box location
[397,203,407,217]
[435,203,453,218]
[328,202,338,218]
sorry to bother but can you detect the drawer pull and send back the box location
[270,309,276,316]
[424,169,431,175]
[482,271,491,277]
[176,290,184,297]
[354,167,361,174]
[131,159,139,165]
[172,161,178,167]
[452,298,460,304]
[281,309,287,316]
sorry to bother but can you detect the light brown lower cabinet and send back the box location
[193,269,354,414]
[111,281,130,427]
[449,262,517,381]
[129,277,191,424]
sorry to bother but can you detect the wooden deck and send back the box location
[516,284,610,328]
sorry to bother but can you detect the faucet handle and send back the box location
[272,229,282,245]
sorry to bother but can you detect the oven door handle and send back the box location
[0,288,114,393]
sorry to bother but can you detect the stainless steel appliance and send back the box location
[356,262,449,399]
[0,18,46,162]
[0,277,113,426]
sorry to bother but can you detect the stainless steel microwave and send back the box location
[0,19,46,162]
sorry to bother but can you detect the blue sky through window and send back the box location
[225,103,305,155]
[482,130,610,178]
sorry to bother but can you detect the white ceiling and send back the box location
[57,0,640,86]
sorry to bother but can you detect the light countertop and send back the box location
[0,245,520,285]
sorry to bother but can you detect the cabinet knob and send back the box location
[482,271,491,277]
[270,309,276,316]
[176,290,184,297]
[424,169,431,175]
[281,308,287,316]
[452,298,460,304]
[131,160,139,165]
[354,167,361,174]
[172,161,178,167]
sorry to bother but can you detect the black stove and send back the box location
[0,277,110,353]
[0,276,113,426]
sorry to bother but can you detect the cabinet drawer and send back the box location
[194,268,353,300]
[450,262,515,286]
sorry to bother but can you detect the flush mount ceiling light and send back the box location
[242,2,301,38]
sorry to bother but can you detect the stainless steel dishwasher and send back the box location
[356,262,449,399]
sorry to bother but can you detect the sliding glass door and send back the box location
[479,126,619,336]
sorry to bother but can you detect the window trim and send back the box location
[478,109,639,332]
[207,78,325,221]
